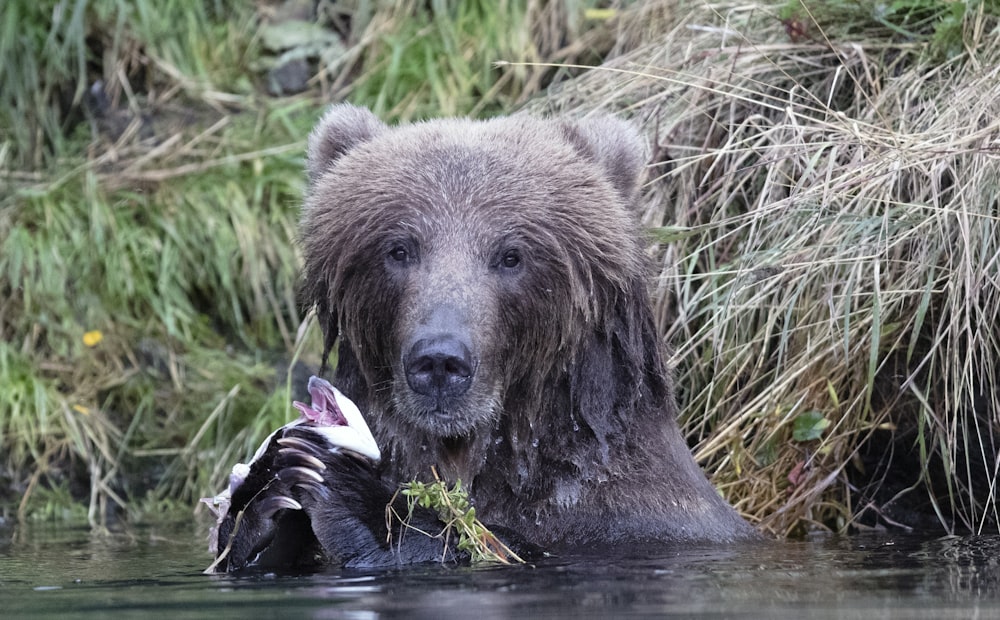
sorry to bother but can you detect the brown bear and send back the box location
[211,104,758,571]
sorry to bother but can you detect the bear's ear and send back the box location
[306,104,387,183]
[560,116,646,203]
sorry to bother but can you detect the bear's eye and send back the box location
[500,249,521,270]
[388,246,409,263]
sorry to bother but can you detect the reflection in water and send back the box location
[2,523,1000,618]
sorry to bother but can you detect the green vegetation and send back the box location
[779,0,998,58]
[1,0,291,522]
[1,105,313,523]
[3,0,1000,540]
[0,0,258,169]
[339,0,607,120]
[394,469,524,564]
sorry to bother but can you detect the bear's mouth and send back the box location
[395,394,483,438]
[415,401,464,424]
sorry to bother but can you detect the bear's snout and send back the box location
[404,334,475,401]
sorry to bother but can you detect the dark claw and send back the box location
[297,481,329,498]
[277,434,330,456]
[258,495,303,518]
[278,447,326,471]
[277,467,328,498]
[280,465,325,484]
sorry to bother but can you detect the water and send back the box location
[3,522,1000,618]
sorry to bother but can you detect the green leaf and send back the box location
[793,411,830,442]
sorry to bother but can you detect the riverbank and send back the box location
[3,0,999,536]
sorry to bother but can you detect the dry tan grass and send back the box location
[528,1,1000,536]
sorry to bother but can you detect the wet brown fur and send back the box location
[300,104,757,548]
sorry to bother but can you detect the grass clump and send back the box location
[319,0,612,121]
[778,0,998,59]
[533,0,1000,536]
[1,0,331,525]
[391,468,524,564]
[1,103,321,525]
[0,0,258,169]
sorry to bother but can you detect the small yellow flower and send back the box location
[83,330,103,347]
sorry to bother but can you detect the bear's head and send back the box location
[301,104,667,483]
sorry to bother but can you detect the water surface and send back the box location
[2,522,999,618]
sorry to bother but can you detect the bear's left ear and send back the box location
[560,115,646,203]
[306,104,387,184]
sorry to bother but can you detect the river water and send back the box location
[2,521,999,618]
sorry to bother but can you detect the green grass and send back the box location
[351,1,531,118]
[778,0,999,58]
[1,103,320,523]
[350,0,564,119]
[0,0,258,170]
[335,0,608,121]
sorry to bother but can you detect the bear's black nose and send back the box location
[404,335,474,398]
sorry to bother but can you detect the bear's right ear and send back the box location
[306,104,387,184]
